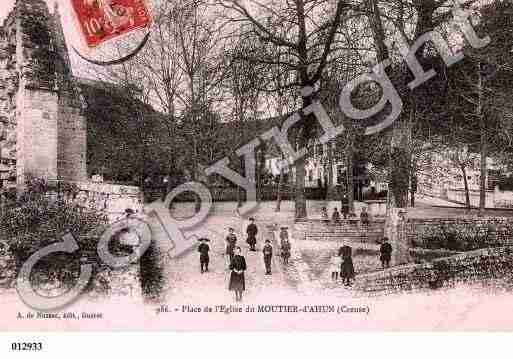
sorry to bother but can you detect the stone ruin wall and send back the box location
[0,0,87,190]
[0,1,144,298]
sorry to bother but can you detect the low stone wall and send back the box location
[406,217,513,249]
[445,188,513,209]
[353,246,513,295]
[294,219,385,243]
[48,180,143,222]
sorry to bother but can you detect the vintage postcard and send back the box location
[0,0,513,336]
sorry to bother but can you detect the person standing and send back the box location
[263,239,273,275]
[380,237,393,269]
[341,195,349,219]
[279,227,289,247]
[339,244,355,286]
[197,238,210,273]
[229,247,247,302]
[360,207,370,227]
[281,237,291,265]
[321,207,329,221]
[246,218,258,252]
[225,228,237,262]
[332,208,341,223]
[329,252,342,281]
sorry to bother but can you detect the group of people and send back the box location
[196,215,394,301]
[321,206,370,226]
[197,218,292,302]
[328,237,393,286]
[328,244,355,286]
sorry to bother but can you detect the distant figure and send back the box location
[281,237,291,265]
[279,227,289,247]
[246,217,258,252]
[263,239,273,275]
[341,195,349,219]
[197,238,210,273]
[125,208,135,217]
[321,207,329,220]
[380,237,393,269]
[229,247,247,302]
[225,228,237,262]
[360,207,370,226]
[329,252,342,281]
[91,173,104,183]
[339,245,355,286]
[332,208,341,223]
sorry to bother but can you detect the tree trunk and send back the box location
[461,165,471,209]
[295,154,307,219]
[275,156,284,212]
[295,95,313,220]
[388,125,410,209]
[479,130,487,213]
[478,61,487,214]
[346,144,354,214]
[237,156,244,208]
[326,141,335,200]
[256,149,262,203]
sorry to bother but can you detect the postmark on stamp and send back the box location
[71,0,152,48]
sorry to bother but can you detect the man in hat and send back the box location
[380,237,392,269]
[198,238,210,273]
[225,228,238,262]
[262,239,273,275]
[246,218,258,252]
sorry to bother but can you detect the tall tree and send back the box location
[218,0,352,219]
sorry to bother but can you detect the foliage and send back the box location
[416,223,497,251]
[0,181,107,289]
[139,241,166,301]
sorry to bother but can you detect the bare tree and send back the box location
[217,0,352,219]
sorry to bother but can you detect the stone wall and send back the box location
[0,0,88,189]
[354,246,513,295]
[405,217,513,248]
[54,181,144,222]
[294,219,385,243]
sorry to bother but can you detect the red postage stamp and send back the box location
[71,0,152,48]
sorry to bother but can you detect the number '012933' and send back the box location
[11,342,43,351]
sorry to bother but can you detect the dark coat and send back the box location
[332,211,341,221]
[360,211,369,223]
[341,257,355,279]
[263,244,273,257]
[380,242,393,261]
[281,241,291,259]
[198,243,209,262]
[226,234,237,255]
[229,255,247,291]
[246,223,258,245]
[340,245,355,278]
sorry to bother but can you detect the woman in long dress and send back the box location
[339,245,355,286]
[229,247,247,302]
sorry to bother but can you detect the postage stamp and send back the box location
[70,0,152,48]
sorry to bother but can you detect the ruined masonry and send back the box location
[0,0,142,220]
[0,0,86,188]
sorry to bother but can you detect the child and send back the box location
[281,238,291,265]
[197,238,210,273]
[329,252,342,281]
